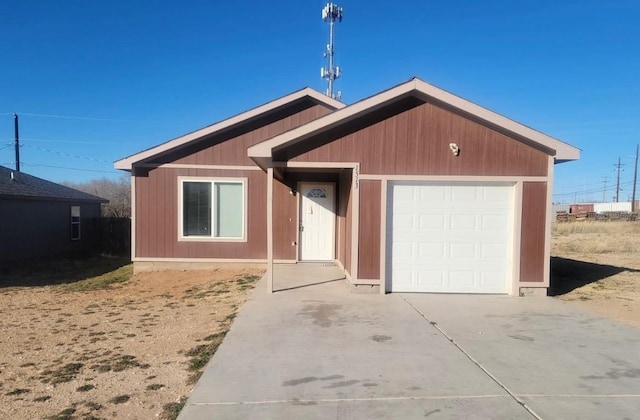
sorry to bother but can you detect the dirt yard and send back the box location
[551,221,640,328]
[0,258,263,420]
[0,222,637,418]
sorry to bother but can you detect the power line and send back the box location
[0,137,121,145]
[553,179,634,198]
[21,143,113,163]
[16,112,159,123]
[21,162,120,174]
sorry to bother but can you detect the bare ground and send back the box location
[0,260,263,419]
[1,222,638,418]
[551,221,640,328]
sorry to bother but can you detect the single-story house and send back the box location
[0,166,107,265]
[115,78,579,296]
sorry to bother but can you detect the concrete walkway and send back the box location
[178,272,640,419]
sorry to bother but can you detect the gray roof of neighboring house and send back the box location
[0,166,107,203]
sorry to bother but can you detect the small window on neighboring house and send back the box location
[71,206,81,240]
[180,178,246,240]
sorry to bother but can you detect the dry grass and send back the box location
[552,221,640,254]
[551,220,640,328]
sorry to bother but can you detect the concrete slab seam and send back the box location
[400,295,542,420]
[188,394,512,406]
[517,394,640,398]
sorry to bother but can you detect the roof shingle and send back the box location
[0,166,107,202]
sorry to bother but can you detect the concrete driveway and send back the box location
[178,274,640,419]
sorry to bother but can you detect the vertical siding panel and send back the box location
[136,175,147,257]
[394,111,409,175]
[273,180,297,260]
[175,103,336,166]
[406,106,421,175]
[520,182,547,282]
[357,180,381,279]
[383,118,397,174]
[369,120,384,173]
[166,168,177,257]
[345,179,352,275]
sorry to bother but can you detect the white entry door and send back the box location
[388,182,514,294]
[299,183,335,261]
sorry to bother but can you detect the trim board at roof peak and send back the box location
[114,87,344,171]
[247,77,580,163]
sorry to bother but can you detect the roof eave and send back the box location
[248,78,581,163]
[114,88,345,170]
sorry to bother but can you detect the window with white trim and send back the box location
[180,178,246,240]
[71,206,81,240]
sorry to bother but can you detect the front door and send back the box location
[299,183,335,261]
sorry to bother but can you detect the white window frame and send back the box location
[71,205,81,241]
[178,176,247,242]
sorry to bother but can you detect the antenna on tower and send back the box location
[321,2,343,101]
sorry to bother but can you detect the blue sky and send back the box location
[1,0,638,203]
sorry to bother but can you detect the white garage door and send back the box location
[388,182,514,294]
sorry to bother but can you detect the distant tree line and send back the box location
[63,175,131,218]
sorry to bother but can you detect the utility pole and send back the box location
[601,176,609,202]
[632,144,639,212]
[614,157,624,202]
[14,113,20,172]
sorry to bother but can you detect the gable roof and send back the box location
[248,77,580,165]
[0,166,107,203]
[115,87,345,170]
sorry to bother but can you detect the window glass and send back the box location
[215,182,243,238]
[181,179,244,239]
[71,206,81,240]
[307,188,327,198]
[183,182,211,236]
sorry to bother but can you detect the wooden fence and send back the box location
[99,217,131,256]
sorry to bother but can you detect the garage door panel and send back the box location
[419,187,446,201]
[448,271,475,288]
[419,214,446,229]
[481,243,508,258]
[389,183,513,294]
[482,215,509,230]
[450,214,478,230]
[450,186,479,202]
[449,243,476,259]
[418,243,445,258]
[417,271,445,288]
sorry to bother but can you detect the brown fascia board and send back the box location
[247,78,581,164]
[114,88,345,170]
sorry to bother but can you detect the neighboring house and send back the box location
[115,78,580,296]
[0,166,107,265]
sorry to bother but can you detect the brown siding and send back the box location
[134,101,334,261]
[135,167,271,259]
[358,180,381,279]
[171,104,333,166]
[273,180,297,260]
[336,170,352,270]
[345,175,353,276]
[520,182,547,282]
[291,101,549,177]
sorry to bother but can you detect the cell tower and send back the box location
[320,3,343,101]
